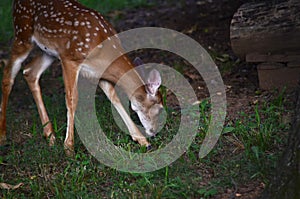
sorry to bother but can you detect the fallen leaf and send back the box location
[252,99,259,105]
[183,24,198,34]
[0,182,24,190]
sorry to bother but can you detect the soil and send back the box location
[0,0,297,198]
[111,0,296,198]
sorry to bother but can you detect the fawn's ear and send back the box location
[133,57,146,80]
[146,69,161,96]
[134,57,161,95]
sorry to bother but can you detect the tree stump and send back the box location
[230,0,300,90]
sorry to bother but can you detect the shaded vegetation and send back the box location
[0,0,295,198]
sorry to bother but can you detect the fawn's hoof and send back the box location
[48,134,56,147]
[44,131,56,147]
[64,145,75,157]
[146,145,152,151]
[65,149,75,158]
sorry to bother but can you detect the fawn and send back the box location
[0,0,163,155]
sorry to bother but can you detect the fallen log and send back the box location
[230,0,300,61]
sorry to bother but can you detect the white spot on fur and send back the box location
[66,41,71,49]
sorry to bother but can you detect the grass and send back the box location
[0,0,13,44]
[0,0,294,198]
[222,90,290,181]
[0,63,292,198]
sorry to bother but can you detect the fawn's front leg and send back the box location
[99,80,151,149]
[62,60,80,156]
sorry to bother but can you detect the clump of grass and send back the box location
[0,0,13,44]
[209,50,241,75]
[224,90,290,180]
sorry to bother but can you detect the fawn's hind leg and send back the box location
[0,41,33,145]
[23,51,56,146]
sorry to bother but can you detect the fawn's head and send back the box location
[131,59,163,137]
